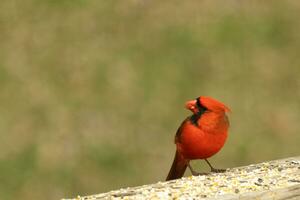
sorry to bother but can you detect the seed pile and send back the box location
[64,157,300,200]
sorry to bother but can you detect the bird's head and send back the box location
[185,96,230,114]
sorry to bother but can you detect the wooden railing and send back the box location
[64,156,300,200]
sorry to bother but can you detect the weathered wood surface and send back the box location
[64,156,300,200]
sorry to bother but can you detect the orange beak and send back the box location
[185,100,197,113]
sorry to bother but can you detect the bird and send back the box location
[166,96,230,181]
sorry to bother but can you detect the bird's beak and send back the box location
[185,100,197,112]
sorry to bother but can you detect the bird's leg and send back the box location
[187,163,208,176]
[187,163,198,175]
[205,159,226,173]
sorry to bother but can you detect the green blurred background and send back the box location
[1,0,300,199]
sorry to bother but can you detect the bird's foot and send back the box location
[204,159,227,173]
[210,168,226,173]
[191,171,209,176]
[188,163,209,176]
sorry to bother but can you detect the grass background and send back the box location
[1,0,300,199]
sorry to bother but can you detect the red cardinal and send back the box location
[166,96,230,181]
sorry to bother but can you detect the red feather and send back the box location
[166,96,230,181]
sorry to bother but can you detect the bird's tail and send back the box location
[166,151,188,181]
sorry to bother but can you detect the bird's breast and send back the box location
[176,114,229,160]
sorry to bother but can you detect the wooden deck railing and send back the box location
[64,156,300,200]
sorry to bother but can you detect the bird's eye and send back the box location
[196,98,201,108]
